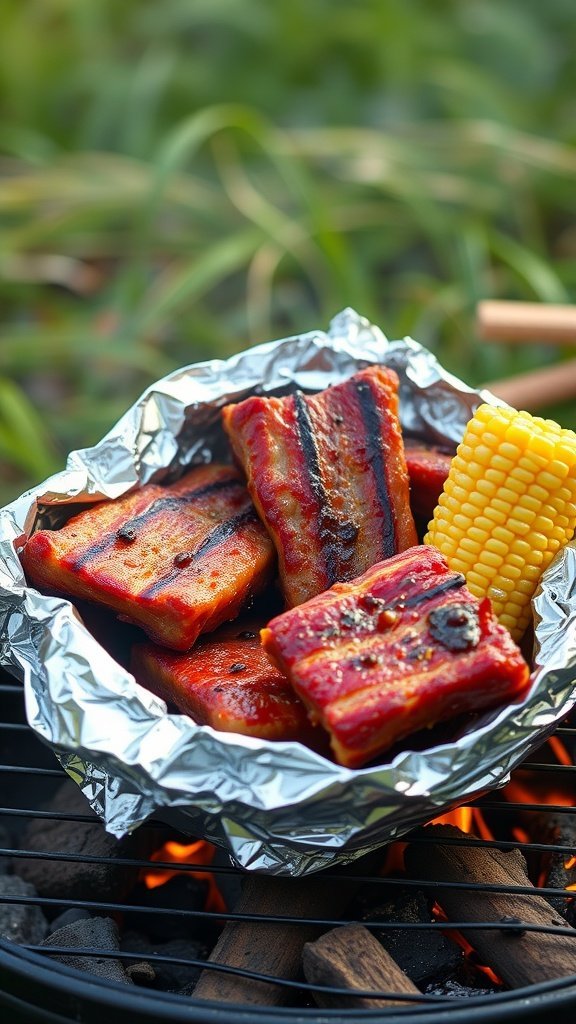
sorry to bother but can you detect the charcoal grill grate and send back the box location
[3,673,576,1024]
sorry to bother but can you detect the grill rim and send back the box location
[4,937,576,1024]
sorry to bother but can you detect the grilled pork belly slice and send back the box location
[261,545,530,768]
[404,440,454,527]
[222,365,418,607]
[20,464,276,650]
[131,621,317,743]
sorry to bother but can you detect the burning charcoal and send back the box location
[14,782,160,904]
[125,874,212,943]
[0,875,48,944]
[48,907,92,934]
[42,916,132,985]
[425,978,498,999]
[121,929,207,991]
[356,888,463,987]
[125,960,157,986]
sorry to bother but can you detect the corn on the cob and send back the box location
[425,403,576,641]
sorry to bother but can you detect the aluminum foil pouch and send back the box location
[1,308,576,876]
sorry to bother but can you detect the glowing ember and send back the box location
[548,735,573,767]
[512,826,530,846]
[471,807,495,843]
[503,775,574,808]
[380,841,407,876]
[432,902,502,987]
[143,838,226,914]
[431,806,473,833]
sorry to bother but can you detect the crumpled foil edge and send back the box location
[1,307,575,875]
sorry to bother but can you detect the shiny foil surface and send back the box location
[1,308,575,875]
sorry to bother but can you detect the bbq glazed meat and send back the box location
[131,620,318,744]
[261,545,530,768]
[404,439,454,528]
[222,365,418,608]
[20,464,276,651]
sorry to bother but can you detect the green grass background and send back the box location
[1,0,576,504]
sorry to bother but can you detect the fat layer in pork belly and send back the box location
[261,544,531,768]
[132,619,319,744]
[222,365,418,607]
[20,464,276,650]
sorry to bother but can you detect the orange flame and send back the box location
[512,825,530,846]
[548,735,573,767]
[380,841,407,875]
[143,839,226,914]
[432,805,474,833]
[432,902,502,987]
[472,806,495,843]
[502,775,574,808]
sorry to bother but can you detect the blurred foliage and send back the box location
[1,0,576,503]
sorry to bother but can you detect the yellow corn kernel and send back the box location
[460,536,480,554]
[467,570,490,591]
[490,454,516,473]
[480,550,503,569]
[485,537,509,558]
[425,403,576,641]
[538,470,566,491]
[492,525,514,544]
[491,498,513,516]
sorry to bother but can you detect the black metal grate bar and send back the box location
[2,837,576,871]
[1,890,576,925]
[3,685,576,1018]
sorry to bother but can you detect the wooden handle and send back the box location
[484,357,576,411]
[477,300,576,345]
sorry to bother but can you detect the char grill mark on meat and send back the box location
[294,391,341,588]
[261,544,530,767]
[19,463,276,650]
[131,618,319,743]
[74,475,244,569]
[141,508,259,599]
[222,365,417,607]
[354,376,396,558]
[400,573,466,608]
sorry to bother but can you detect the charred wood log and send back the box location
[528,811,576,923]
[302,923,421,1008]
[405,824,576,989]
[193,858,375,1006]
